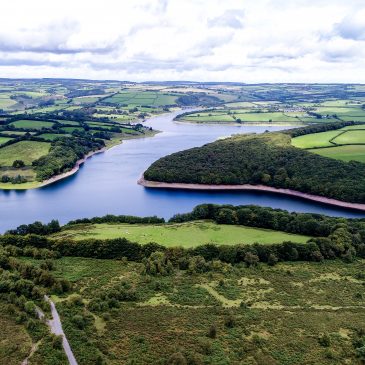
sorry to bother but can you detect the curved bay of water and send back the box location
[0,110,364,232]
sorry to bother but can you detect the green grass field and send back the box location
[10,120,54,130]
[0,97,17,109]
[333,130,365,144]
[54,220,311,247]
[1,131,30,136]
[309,145,365,163]
[60,126,83,133]
[56,120,81,126]
[181,110,305,124]
[38,133,70,141]
[291,124,365,163]
[0,141,50,166]
[104,91,179,106]
[341,124,365,130]
[291,131,341,148]
[0,136,13,145]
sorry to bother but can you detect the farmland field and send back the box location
[308,145,365,163]
[60,126,83,133]
[54,220,311,247]
[291,131,341,148]
[0,136,13,145]
[0,141,50,166]
[0,131,29,136]
[104,91,179,106]
[0,96,17,109]
[9,120,54,130]
[333,130,365,144]
[292,124,365,163]
[38,133,70,141]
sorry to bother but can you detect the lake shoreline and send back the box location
[0,129,160,191]
[138,177,365,212]
[39,147,107,188]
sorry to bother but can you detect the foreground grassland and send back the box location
[292,124,365,162]
[53,220,311,247]
[0,303,32,365]
[18,257,365,365]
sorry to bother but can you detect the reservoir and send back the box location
[0,110,364,232]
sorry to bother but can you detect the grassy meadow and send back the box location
[9,120,54,130]
[309,145,365,163]
[104,91,180,106]
[0,141,50,166]
[291,123,365,162]
[54,220,311,247]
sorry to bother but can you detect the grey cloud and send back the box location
[334,16,365,41]
[320,47,360,63]
[208,9,245,29]
[0,57,67,67]
[189,33,234,58]
[87,55,198,73]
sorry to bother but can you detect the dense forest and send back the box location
[144,127,365,204]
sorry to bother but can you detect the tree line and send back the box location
[1,204,364,266]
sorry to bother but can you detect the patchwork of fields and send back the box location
[292,123,365,163]
[177,98,365,126]
[104,91,180,106]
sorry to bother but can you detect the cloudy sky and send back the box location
[0,0,365,82]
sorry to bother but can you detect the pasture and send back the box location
[9,120,54,130]
[38,133,70,141]
[0,131,30,136]
[291,131,341,148]
[0,95,17,109]
[309,145,365,163]
[0,137,13,145]
[60,126,83,133]
[292,124,365,163]
[333,130,365,144]
[180,110,304,124]
[104,91,179,106]
[0,141,50,166]
[54,220,311,247]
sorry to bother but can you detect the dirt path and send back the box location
[138,177,365,212]
[45,295,78,365]
[21,341,40,365]
[33,296,78,365]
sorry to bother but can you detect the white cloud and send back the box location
[0,0,363,82]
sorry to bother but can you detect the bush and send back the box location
[167,352,188,365]
[72,314,86,329]
[207,324,217,339]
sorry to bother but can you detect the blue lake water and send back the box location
[0,110,364,232]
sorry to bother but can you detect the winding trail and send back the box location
[138,177,365,212]
[45,295,78,365]
[33,296,78,365]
